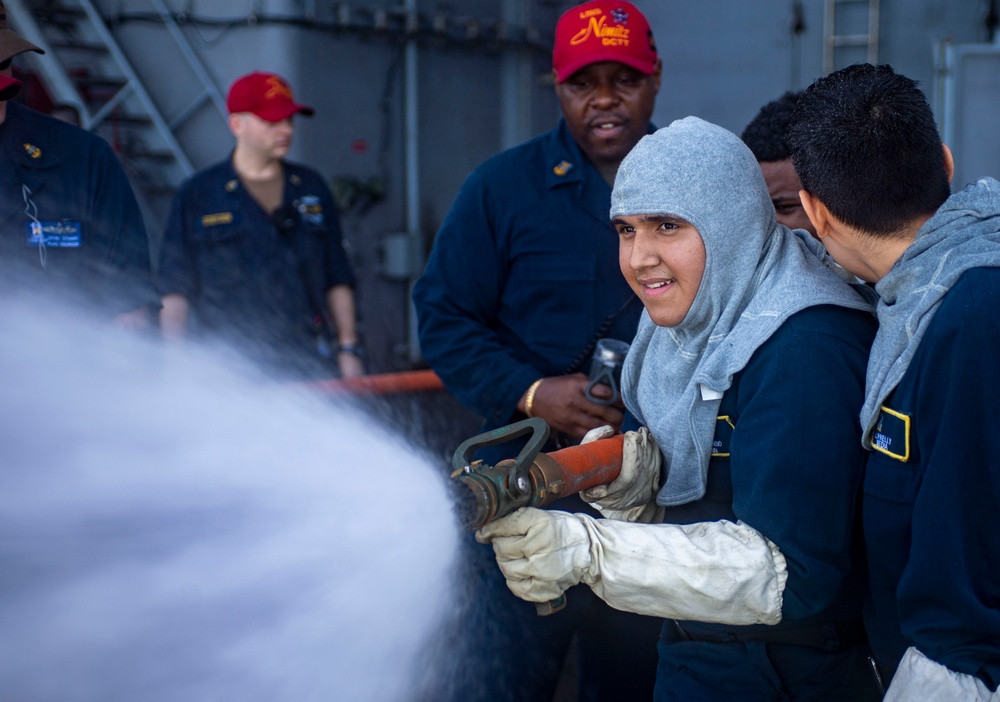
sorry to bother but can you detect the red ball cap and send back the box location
[226,71,315,122]
[552,1,658,83]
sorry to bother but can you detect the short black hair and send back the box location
[788,63,950,236]
[741,91,803,162]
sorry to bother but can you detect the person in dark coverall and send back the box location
[157,71,362,380]
[788,63,1000,701]
[0,4,157,325]
[741,90,815,237]
[477,117,885,701]
[412,2,662,699]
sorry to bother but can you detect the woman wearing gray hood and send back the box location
[478,117,883,699]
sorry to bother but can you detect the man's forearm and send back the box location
[159,293,190,341]
[326,285,358,344]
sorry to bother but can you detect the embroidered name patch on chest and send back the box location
[26,221,82,247]
[201,212,234,227]
[712,416,735,457]
[871,405,911,462]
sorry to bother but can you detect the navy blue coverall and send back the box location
[864,267,1000,691]
[650,304,883,701]
[157,157,354,378]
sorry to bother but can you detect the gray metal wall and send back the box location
[641,0,987,134]
[81,0,995,371]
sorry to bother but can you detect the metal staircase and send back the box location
[823,0,880,74]
[5,0,228,229]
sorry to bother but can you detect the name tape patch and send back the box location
[26,220,82,247]
[712,415,735,457]
[871,405,911,462]
[201,212,234,227]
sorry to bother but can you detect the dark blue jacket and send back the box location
[662,304,877,633]
[157,157,354,374]
[648,304,878,700]
[864,267,1000,689]
[0,101,157,316]
[413,120,641,431]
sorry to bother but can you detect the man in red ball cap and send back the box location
[551,0,660,185]
[157,71,363,380]
[413,3,661,701]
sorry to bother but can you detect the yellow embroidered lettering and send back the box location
[201,212,234,227]
[264,76,293,101]
[570,15,630,46]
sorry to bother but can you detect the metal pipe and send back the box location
[310,369,443,395]
[404,0,423,365]
[500,0,531,150]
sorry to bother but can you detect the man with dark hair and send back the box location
[412,2,661,699]
[789,63,1000,700]
[741,90,815,234]
[0,1,158,325]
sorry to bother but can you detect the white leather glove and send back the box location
[477,507,787,625]
[476,507,594,602]
[885,648,1000,702]
[580,426,663,523]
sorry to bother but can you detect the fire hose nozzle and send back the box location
[450,418,625,616]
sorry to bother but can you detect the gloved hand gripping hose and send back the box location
[450,417,624,614]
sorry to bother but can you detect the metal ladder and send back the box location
[5,0,228,225]
[823,0,880,74]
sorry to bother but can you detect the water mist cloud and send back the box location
[0,295,459,701]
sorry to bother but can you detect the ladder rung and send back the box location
[99,112,152,125]
[27,6,87,24]
[123,148,175,162]
[828,34,874,47]
[74,75,127,90]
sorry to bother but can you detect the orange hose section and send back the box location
[310,369,445,396]
[545,434,625,496]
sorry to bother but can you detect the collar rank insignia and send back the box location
[289,174,302,186]
[23,143,41,159]
[225,179,239,192]
[553,160,574,177]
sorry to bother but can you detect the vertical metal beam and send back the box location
[823,0,835,75]
[404,0,423,364]
[867,0,880,64]
[501,0,532,150]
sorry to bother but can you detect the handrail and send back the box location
[311,369,444,396]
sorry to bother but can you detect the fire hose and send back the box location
[450,417,624,615]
